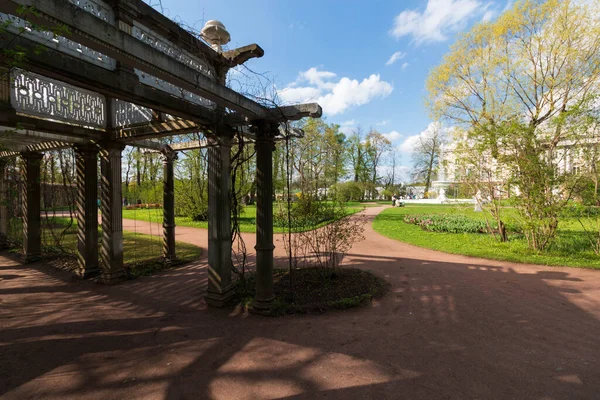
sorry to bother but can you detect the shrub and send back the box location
[404,213,489,234]
[331,181,363,202]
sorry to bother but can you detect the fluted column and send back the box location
[0,159,8,249]
[205,134,234,307]
[21,152,43,263]
[75,145,99,278]
[162,149,177,264]
[99,142,125,284]
[252,123,276,314]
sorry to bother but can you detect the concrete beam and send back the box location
[1,0,270,118]
[133,0,228,67]
[169,139,213,151]
[116,118,200,142]
[0,33,217,125]
[223,44,265,67]
[0,108,105,141]
[224,103,323,125]
[1,128,91,145]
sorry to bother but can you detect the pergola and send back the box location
[0,0,321,313]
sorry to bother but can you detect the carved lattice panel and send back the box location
[0,13,116,70]
[10,69,106,129]
[68,0,115,24]
[135,69,216,110]
[114,100,154,127]
[132,22,215,80]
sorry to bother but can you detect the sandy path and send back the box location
[1,206,599,399]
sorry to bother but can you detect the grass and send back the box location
[122,203,365,233]
[7,216,201,273]
[372,204,600,270]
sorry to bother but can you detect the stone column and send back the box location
[0,159,8,249]
[161,150,177,264]
[252,124,276,314]
[21,152,43,263]
[99,142,125,284]
[205,135,235,307]
[75,145,99,278]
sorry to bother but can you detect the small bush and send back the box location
[124,203,162,210]
[331,182,363,202]
[404,213,489,234]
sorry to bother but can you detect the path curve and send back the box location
[1,206,599,399]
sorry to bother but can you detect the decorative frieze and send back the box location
[68,0,115,24]
[132,22,215,79]
[135,69,216,109]
[0,13,116,70]
[113,99,154,127]
[10,69,106,129]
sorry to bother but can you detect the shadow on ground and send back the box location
[1,238,599,399]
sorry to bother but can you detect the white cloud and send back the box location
[339,120,356,135]
[278,67,393,116]
[377,119,390,126]
[481,10,495,22]
[398,122,444,153]
[383,130,403,142]
[390,0,483,44]
[401,62,410,70]
[386,51,407,66]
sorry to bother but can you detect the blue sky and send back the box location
[152,0,513,175]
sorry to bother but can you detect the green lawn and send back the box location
[122,203,365,233]
[372,204,600,270]
[8,216,201,271]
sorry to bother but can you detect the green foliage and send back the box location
[331,181,363,202]
[374,205,600,270]
[571,177,600,206]
[328,294,373,309]
[6,216,201,270]
[275,197,339,232]
[404,213,489,234]
[446,183,475,199]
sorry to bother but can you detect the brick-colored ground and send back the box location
[1,206,599,399]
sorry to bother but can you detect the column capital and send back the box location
[20,151,43,161]
[99,141,125,161]
[252,120,280,141]
[160,149,178,163]
[74,143,99,157]
[206,132,234,148]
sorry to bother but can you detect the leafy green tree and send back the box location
[427,0,600,250]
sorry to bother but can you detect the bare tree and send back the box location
[411,123,445,197]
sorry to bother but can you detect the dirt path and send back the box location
[2,206,600,399]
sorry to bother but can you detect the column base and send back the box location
[205,284,236,308]
[22,253,41,264]
[163,255,178,266]
[74,265,101,279]
[97,269,125,284]
[250,296,275,316]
